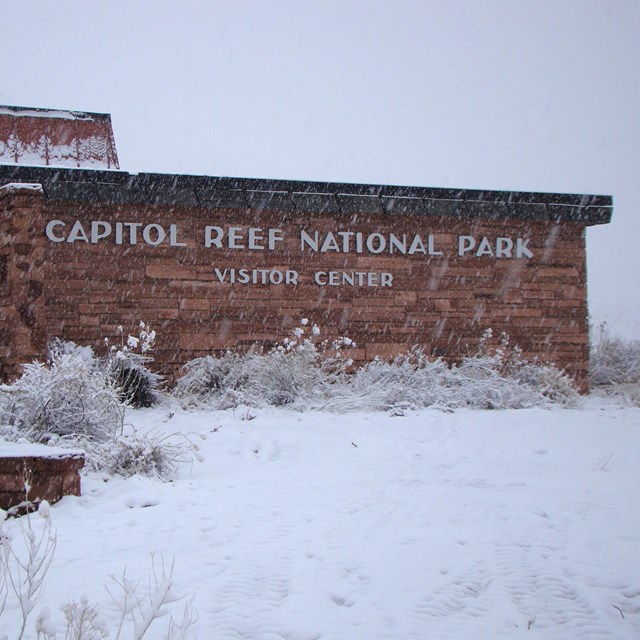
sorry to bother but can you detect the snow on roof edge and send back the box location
[0,105,111,121]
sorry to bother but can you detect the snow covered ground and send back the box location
[2,397,639,639]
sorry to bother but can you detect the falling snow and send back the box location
[1,398,639,639]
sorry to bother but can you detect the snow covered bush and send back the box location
[324,336,577,413]
[47,322,162,409]
[93,429,202,481]
[505,359,579,406]
[173,323,577,412]
[0,352,125,443]
[174,320,354,409]
[323,349,453,412]
[47,336,94,366]
[451,331,578,409]
[590,323,640,386]
[106,556,197,640]
[240,324,350,407]
[589,324,640,406]
[59,598,108,640]
[172,350,248,409]
[0,324,196,481]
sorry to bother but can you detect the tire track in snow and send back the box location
[206,516,295,640]
[390,562,495,640]
[491,517,617,639]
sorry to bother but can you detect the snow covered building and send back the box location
[0,107,612,389]
[0,105,119,169]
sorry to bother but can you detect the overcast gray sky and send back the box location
[1,0,638,336]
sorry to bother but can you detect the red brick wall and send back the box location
[1,191,589,387]
[0,452,84,510]
[0,188,48,380]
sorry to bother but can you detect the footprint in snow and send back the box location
[123,495,159,509]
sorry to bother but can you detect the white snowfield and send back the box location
[2,398,639,639]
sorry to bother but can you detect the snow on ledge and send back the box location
[0,106,96,121]
[0,182,44,192]
[0,439,84,459]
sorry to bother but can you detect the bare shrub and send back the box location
[592,383,640,407]
[590,324,640,386]
[452,332,578,409]
[48,322,164,412]
[507,360,579,406]
[324,350,453,412]
[106,556,194,640]
[240,341,335,408]
[48,337,94,366]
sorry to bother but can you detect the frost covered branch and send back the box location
[0,503,56,640]
[61,597,108,640]
[1,512,195,640]
[107,555,190,640]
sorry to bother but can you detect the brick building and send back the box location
[0,107,613,388]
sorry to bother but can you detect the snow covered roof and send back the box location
[0,164,612,226]
[0,105,119,169]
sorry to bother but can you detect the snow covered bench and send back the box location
[0,443,85,513]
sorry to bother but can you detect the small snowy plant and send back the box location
[96,429,202,481]
[326,349,455,412]
[105,323,162,408]
[106,556,197,640]
[242,319,350,407]
[453,330,578,409]
[60,598,108,640]
[0,502,56,640]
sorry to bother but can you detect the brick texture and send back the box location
[0,453,85,510]
[1,191,591,389]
